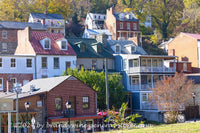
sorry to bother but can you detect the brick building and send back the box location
[105,7,141,42]
[0,75,102,133]
[168,32,200,73]
[0,22,47,91]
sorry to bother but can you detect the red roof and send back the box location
[30,31,76,55]
[183,32,200,40]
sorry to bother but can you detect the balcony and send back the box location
[128,67,175,73]
[130,84,153,91]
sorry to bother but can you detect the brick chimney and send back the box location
[96,33,108,46]
[25,27,32,41]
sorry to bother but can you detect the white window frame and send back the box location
[120,22,123,29]
[0,58,2,68]
[127,23,130,30]
[10,78,17,86]
[41,57,47,69]
[10,58,16,68]
[2,43,7,52]
[54,57,60,69]
[142,93,148,102]
[133,23,137,30]
[2,30,7,39]
[26,59,32,68]
[44,38,51,49]
[61,41,67,50]
[183,63,187,71]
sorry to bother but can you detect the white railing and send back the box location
[128,67,175,73]
[129,84,152,91]
[141,102,158,110]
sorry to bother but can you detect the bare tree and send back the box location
[149,73,196,123]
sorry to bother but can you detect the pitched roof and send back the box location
[106,40,147,55]
[30,31,76,55]
[0,76,71,99]
[0,21,46,30]
[113,12,138,22]
[182,32,200,40]
[30,13,64,19]
[67,38,113,58]
[86,29,112,36]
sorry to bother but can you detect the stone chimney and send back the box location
[25,27,32,41]
[96,33,108,46]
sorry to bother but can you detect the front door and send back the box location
[69,96,76,115]
[65,61,71,72]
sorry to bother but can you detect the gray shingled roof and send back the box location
[30,13,64,19]
[114,12,138,22]
[0,76,71,99]
[0,21,47,30]
[107,40,147,55]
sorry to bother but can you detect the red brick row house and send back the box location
[0,75,102,133]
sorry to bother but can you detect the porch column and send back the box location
[139,74,141,90]
[151,75,154,88]
[138,58,141,72]
[0,114,1,133]
[162,59,165,72]
[173,59,176,72]
[8,112,11,133]
[151,58,153,72]
[58,124,61,133]
[92,120,94,132]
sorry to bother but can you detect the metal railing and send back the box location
[128,67,175,73]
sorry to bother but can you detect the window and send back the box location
[123,59,127,70]
[98,16,100,19]
[141,59,146,67]
[116,45,120,53]
[55,97,62,110]
[158,59,163,67]
[83,97,89,109]
[44,39,50,49]
[66,61,71,72]
[127,32,131,38]
[97,45,102,53]
[142,93,148,102]
[54,57,59,69]
[94,15,96,18]
[153,59,157,67]
[0,58,2,67]
[131,78,139,85]
[58,30,60,33]
[133,59,138,67]
[120,22,123,29]
[11,58,16,67]
[42,57,47,69]
[26,59,32,68]
[80,44,85,52]
[2,43,7,52]
[183,63,187,71]
[92,60,97,69]
[0,78,2,90]
[42,75,48,78]
[133,23,137,30]
[120,32,123,37]
[10,78,16,86]
[61,41,67,50]
[2,30,7,39]
[127,23,130,29]
[131,46,136,54]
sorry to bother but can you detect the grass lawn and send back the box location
[98,122,200,133]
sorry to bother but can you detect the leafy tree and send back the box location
[174,0,200,34]
[149,73,196,123]
[146,0,184,40]
[63,67,127,110]
[105,103,142,130]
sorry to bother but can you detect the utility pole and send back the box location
[105,58,109,110]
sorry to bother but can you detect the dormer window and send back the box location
[116,45,120,53]
[80,44,85,52]
[119,13,124,19]
[61,41,67,50]
[44,39,50,49]
[131,46,136,54]
[97,45,102,52]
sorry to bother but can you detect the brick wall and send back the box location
[168,33,199,69]
[46,78,97,118]
[170,62,192,73]
[0,73,33,92]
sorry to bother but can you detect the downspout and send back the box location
[35,56,37,79]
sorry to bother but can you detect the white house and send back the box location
[15,27,77,79]
[85,13,106,29]
[82,29,112,40]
